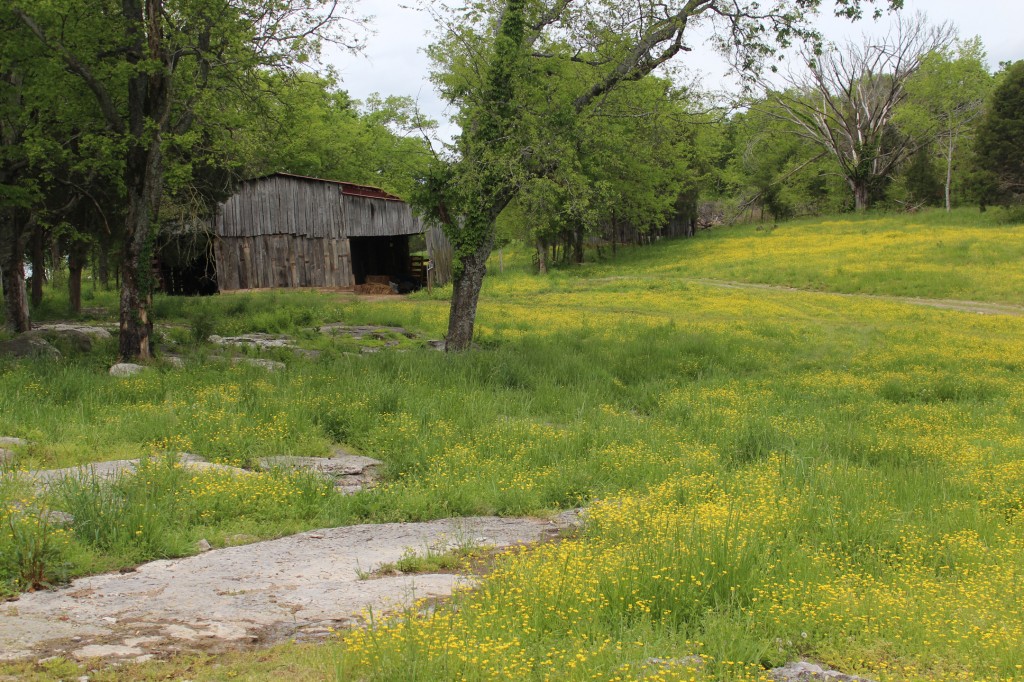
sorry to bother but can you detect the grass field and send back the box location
[3,209,1024,680]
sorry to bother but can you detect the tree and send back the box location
[896,37,992,211]
[12,0,365,359]
[764,13,953,211]
[238,74,436,199]
[974,61,1024,205]
[419,0,904,351]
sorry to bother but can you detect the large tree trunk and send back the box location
[445,232,494,352]
[851,180,870,212]
[1,216,31,333]
[116,0,170,361]
[118,146,163,360]
[29,224,45,307]
[536,238,547,275]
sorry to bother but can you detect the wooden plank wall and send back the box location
[214,175,419,290]
[425,224,454,286]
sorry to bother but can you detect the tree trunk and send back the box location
[851,180,870,212]
[572,226,584,265]
[116,0,171,361]
[118,149,162,361]
[68,241,87,316]
[30,224,45,307]
[536,238,547,275]
[445,232,494,352]
[1,216,31,333]
[98,236,110,289]
[945,136,954,213]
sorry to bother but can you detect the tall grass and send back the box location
[4,213,1024,679]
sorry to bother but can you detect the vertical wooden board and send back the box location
[301,179,310,237]
[312,184,323,238]
[262,182,273,236]
[340,193,350,237]
[286,177,298,236]
[276,236,288,288]
[254,236,265,288]
[260,236,271,288]
[299,238,309,287]
[340,237,353,286]
[276,177,287,235]
[213,239,228,290]
[240,238,252,290]
[308,238,318,287]
[288,236,298,287]
[324,238,334,286]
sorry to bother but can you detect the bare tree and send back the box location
[764,13,954,211]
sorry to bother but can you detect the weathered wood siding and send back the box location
[425,225,453,286]
[214,175,422,291]
[343,194,420,237]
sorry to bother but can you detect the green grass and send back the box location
[3,209,1024,679]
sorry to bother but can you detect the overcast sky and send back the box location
[326,0,1024,142]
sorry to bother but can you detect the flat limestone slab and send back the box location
[0,516,572,662]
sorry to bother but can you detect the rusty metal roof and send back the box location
[248,172,404,202]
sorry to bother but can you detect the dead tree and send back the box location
[764,13,954,211]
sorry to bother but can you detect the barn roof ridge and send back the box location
[247,172,404,202]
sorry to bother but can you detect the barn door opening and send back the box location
[349,235,421,292]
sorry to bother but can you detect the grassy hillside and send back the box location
[3,210,1024,680]
[574,209,1024,303]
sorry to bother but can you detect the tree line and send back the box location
[3,0,1023,355]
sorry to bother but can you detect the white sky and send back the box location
[327,0,1024,142]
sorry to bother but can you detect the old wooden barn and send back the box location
[209,172,449,292]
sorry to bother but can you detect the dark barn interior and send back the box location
[350,235,411,285]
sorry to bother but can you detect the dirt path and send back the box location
[689,278,1024,317]
[0,514,581,663]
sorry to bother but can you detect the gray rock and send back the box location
[259,453,382,477]
[196,539,212,552]
[0,516,581,660]
[35,324,111,339]
[0,335,61,360]
[769,661,876,682]
[22,453,205,488]
[71,644,145,660]
[43,510,74,526]
[29,325,112,354]
[427,340,446,351]
[0,437,28,447]
[209,333,294,350]
[26,329,93,353]
[318,324,414,339]
[109,363,146,377]
[0,449,13,467]
[259,453,382,495]
[239,358,286,372]
[24,459,140,486]
[163,355,186,368]
[551,508,587,529]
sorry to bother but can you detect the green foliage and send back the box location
[974,60,1024,204]
[896,37,993,209]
